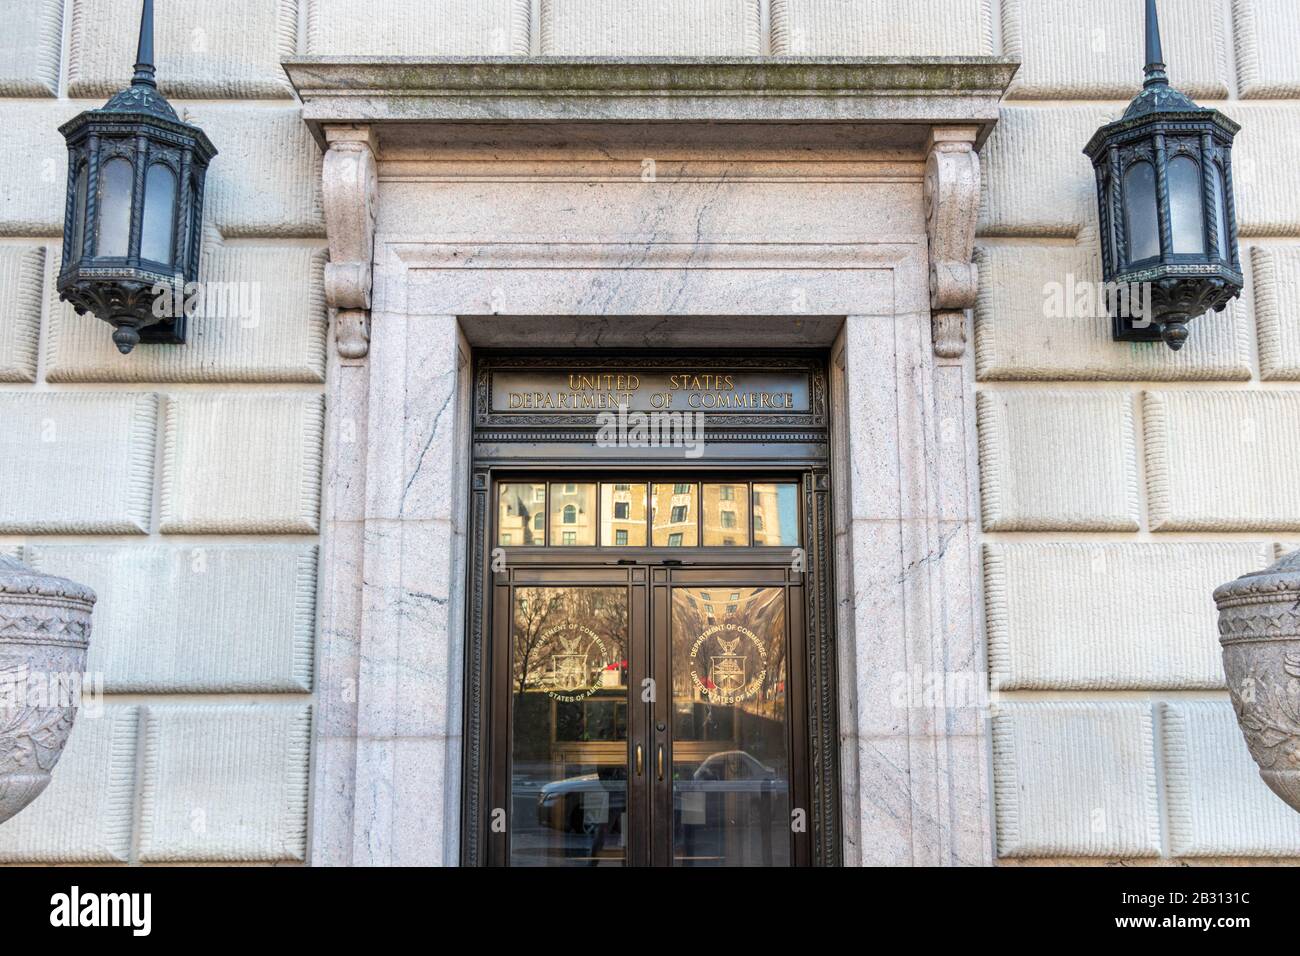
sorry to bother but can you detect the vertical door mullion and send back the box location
[788,583,812,867]
[628,570,650,867]
[651,576,672,866]
[490,579,511,867]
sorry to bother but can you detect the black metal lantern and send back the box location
[1083,0,1242,351]
[57,0,216,354]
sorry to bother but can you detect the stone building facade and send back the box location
[0,0,1298,866]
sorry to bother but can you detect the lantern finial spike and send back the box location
[132,0,156,88]
[1143,0,1168,87]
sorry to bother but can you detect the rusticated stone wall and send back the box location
[0,0,325,864]
[978,0,1300,861]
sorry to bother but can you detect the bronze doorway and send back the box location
[463,355,840,866]
[491,479,810,866]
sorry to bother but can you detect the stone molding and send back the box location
[285,57,1018,146]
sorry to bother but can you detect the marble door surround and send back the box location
[285,56,1018,866]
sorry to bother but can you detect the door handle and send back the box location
[657,744,665,781]
[635,744,644,776]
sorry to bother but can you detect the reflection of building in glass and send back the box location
[550,483,596,546]
[701,483,749,546]
[752,483,799,547]
[499,482,546,546]
[672,586,786,719]
[651,483,698,547]
[600,483,648,546]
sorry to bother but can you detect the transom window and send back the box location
[496,479,801,549]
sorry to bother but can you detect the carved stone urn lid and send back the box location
[0,555,96,609]
[1214,549,1300,608]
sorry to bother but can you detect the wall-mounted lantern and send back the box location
[56,0,216,354]
[1083,0,1241,351]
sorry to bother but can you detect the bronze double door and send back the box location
[491,556,811,867]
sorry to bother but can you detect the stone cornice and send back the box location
[283,56,1018,149]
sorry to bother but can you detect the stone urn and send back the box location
[1214,549,1300,813]
[0,555,96,824]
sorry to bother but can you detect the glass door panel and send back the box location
[510,585,630,866]
[668,586,791,866]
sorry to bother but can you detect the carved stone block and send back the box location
[1216,551,1300,813]
[0,557,96,825]
[322,126,378,359]
[925,128,981,358]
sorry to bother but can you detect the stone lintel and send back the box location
[284,56,1019,151]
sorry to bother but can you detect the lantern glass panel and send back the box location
[1124,161,1160,263]
[71,163,88,260]
[1167,155,1205,255]
[1211,162,1230,260]
[141,163,176,265]
[96,158,134,258]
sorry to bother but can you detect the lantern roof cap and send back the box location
[99,83,180,122]
[0,555,97,607]
[93,0,179,122]
[1122,0,1206,119]
[57,0,215,157]
[1083,0,1240,160]
[1121,80,1201,120]
[1214,550,1300,606]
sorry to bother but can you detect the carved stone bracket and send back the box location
[924,127,981,359]
[322,125,379,360]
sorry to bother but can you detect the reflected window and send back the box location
[752,484,800,546]
[498,483,546,547]
[703,483,750,547]
[600,482,647,547]
[550,483,596,546]
[652,483,698,547]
